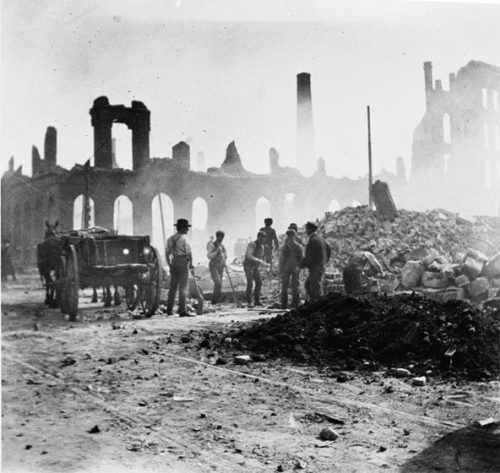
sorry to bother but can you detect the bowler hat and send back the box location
[175,218,191,228]
[288,223,298,232]
[305,221,318,229]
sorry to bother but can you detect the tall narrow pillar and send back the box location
[44,126,57,166]
[131,100,150,170]
[297,72,315,176]
[90,97,113,169]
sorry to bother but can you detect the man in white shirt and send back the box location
[165,219,193,316]
[207,230,227,304]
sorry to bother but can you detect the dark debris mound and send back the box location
[228,293,500,380]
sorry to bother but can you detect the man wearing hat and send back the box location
[279,229,304,309]
[287,223,303,245]
[300,221,329,301]
[243,231,269,307]
[259,218,279,265]
[165,219,193,316]
[207,230,227,304]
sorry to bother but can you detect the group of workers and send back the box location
[164,217,338,316]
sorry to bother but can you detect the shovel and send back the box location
[444,347,456,367]
[189,266,204,315]
[224,265,244,308]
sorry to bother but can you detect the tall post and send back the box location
[367,106,373,210]
[157,194,167,247]
[82,160,91,229]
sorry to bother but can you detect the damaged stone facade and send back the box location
[410,60,500,215]
[1,97,405,266]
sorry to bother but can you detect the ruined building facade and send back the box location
[409,60,500,215]
[2,61,499,268]
[1,96,404,267]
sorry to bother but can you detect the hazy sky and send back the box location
[2,0,500,178]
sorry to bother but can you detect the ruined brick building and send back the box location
[409,60,500,214]
[2,61,499,267]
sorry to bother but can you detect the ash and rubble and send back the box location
[192,291,499,381]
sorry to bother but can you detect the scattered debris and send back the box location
[412,376,427,386]
[234,355,251,365]
[87,425,100,434]
[320,427,339,441]
[217,292,499,380]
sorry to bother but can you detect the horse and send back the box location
[91,284,121,307]
[37,220,62,307]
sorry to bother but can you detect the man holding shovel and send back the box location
[207,230,227,304]
[165,218,194,317]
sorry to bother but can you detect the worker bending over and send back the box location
[343,250,384,295]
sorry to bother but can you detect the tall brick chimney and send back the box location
[296,72,315,176]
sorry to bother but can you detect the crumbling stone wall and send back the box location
[409,60,500,215]
[1,140,399,267]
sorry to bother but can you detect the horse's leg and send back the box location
[91,286,98,303]
[103,286,112,308]
[43,274,50,305]
[101,287,106,302]
[113,285,121,306]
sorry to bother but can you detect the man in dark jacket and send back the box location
[259,218,279,265]
[279,229,304,309]
[206,230,227,304]
[300,221,329,301]
[243,231,269,307]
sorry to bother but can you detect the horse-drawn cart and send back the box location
[53,228,162,321]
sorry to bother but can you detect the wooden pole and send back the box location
[367,106,373,210]
[157,194,167,247]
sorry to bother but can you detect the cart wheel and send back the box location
[66,245,79,321]
[58,255,69,314]
[125,284,139,311]
[139,246,161,317]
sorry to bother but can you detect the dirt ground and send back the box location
[2,274,499,473]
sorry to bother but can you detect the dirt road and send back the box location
[2,275,499,472]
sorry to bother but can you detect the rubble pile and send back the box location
[224,292,500,380]
[315,206,500,269]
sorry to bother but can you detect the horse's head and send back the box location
[45,220,60,239]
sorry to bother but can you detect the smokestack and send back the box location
[296,72,315,176]
[423,61,433,111]
[44,126,57,166]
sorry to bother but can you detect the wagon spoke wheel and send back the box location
[58,255,69,315]
[139,246,161,318]
[65,245,80,321]
[125,284,139,311]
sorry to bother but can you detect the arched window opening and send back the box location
[192,197,208,231]
[113,195,133,234]
[112,124,133,170]
[482,88,488,109]
[73,195,95,229]
[151,194,174,256]
[443,113,451,144]
[255,197,271,232]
